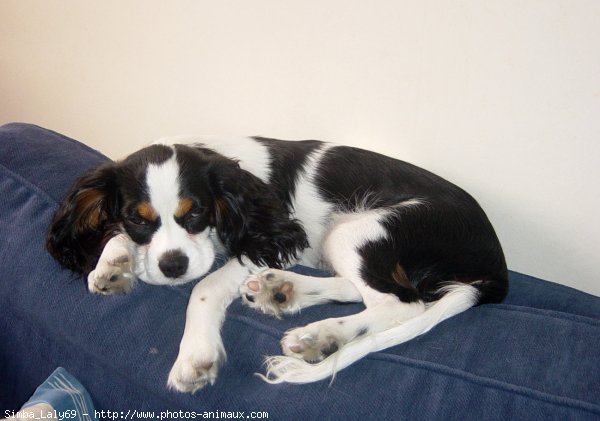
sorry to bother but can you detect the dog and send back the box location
[46,135,508,393]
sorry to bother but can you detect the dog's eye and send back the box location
[128,216,149,226]
[188,208,207,219]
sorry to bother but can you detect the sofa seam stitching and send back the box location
[481,303,600,326]
[0,162,59,206]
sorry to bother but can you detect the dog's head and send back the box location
[47,144,307,285]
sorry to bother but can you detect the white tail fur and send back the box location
[259,284,480,384]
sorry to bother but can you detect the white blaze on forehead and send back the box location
[146,151,181,220]
[135,148,217,285]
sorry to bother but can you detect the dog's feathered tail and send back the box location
[259,284,479,384]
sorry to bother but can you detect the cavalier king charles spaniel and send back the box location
[47,136,508,393]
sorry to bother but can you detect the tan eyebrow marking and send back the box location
[175,197,194,218]
[136,202,158,221]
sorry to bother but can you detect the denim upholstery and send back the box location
[1,123,599,419]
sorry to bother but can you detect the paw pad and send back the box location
[282,329,343,363]
[241,270,295,316]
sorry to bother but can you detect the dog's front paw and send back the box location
[240,269,294,317]
[88,255,134,295]
[167,341,225,393]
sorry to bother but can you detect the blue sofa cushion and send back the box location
[1,123,599,419]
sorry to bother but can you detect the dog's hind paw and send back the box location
[281,325,343,364]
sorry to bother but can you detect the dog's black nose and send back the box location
[158,250,189,279]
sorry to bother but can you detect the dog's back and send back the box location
[247,138,508,305]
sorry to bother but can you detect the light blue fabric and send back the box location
[22,368,96,421]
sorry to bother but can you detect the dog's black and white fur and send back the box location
[47,135,508,393]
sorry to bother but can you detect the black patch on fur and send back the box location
[316,146,459,208]
[173,145,217,235]
[176,144,309,268]
[123,144,174,167]
[356,327,369,337]
[252,137,322,211]
[359,200,508,304]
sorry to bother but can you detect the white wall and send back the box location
[1,1,599,296]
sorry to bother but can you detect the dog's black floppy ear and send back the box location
[46,162,121,275]
[208,160,308,268]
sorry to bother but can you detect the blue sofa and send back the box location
[1,123,599,420]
